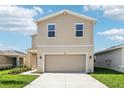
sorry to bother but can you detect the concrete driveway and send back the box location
[25,73,107,88]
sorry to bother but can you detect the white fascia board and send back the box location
[35,9,96,23]
[95,45,124,55]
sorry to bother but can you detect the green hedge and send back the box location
[8,67,31,75]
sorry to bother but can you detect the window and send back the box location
[75,24,84,37]
[48,24,55,37]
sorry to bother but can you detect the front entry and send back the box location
[31,54,37,69]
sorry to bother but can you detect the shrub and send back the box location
[8,67,31,75]
[17,64,28,68]
[0,66,13,71]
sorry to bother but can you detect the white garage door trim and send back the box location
[42,53,88,73]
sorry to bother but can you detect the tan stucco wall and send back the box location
[31,54,37,68]
[35,12,94,73]
[26,53,37,68]
[32,35,37,49]
[0,56,14,66]
[37,13,94,46]
[24,54,30,67]
[95,48,124,72]
[37,46,94,73]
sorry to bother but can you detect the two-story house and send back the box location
[27,9,96,73]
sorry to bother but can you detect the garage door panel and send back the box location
[45,54,86,73]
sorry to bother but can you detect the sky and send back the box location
[0,5,124,52]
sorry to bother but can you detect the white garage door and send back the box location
[45,54,86,73]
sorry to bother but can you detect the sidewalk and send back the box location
[20,69,41,75]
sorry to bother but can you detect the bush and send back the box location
[0,66,14,71]
[8,67,31,75]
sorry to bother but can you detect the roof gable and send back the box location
[35,9,96,23]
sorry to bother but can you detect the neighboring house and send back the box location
[95,44,124,73]
[0,50,25,68]
[27,9,96,73]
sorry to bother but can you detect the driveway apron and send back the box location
[25,73,107,88]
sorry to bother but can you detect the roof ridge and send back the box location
[95,43,124,54]
[35,9,96,23]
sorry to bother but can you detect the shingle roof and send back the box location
[0,50,25,56]
[95,44,124,55]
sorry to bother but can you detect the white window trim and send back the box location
[47,23,56,38]
[74,23,84,38]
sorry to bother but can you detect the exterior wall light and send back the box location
[40,56,42,59]
[89,56,92,59]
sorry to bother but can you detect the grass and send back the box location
[0,69,13,75]
[0,68,39,88]
[0,75,38,88]
[90,67,124,88]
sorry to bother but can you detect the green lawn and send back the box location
[0,69,14,75]
[0,75,38,88]
[90,67,124,88]
[0,68,39,88]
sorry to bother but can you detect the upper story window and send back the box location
[75,23,84,37]
[48,24,56,37]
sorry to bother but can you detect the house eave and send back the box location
[95,45,124,55]
[35,9,96,23]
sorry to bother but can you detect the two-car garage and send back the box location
[44,54,87,73]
